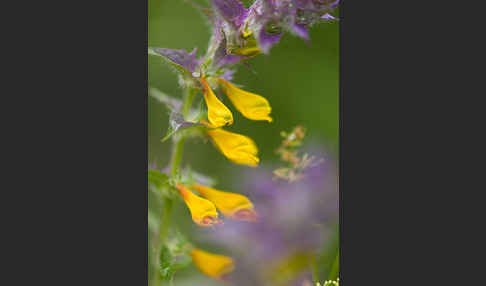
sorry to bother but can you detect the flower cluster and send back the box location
[176,183,258,227]
[207,0,339,55]
[149,46,272,166]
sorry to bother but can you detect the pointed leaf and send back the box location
[149,88,182,112]
[161,111,204,142]
[159,245,192,280]
[148,169,169,189]
[148,47,198,74]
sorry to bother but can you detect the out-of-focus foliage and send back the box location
[274,126,324,182]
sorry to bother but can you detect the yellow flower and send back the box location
[230,46,262,57]
[205,126,259,167]
[191,184,258,222]
[177,184,222,227]
[228,29,262,57]
[190,248,235,281]
[200,77,233,128]
[218,78,273,122]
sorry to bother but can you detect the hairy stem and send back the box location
[182,86,196,118]
[169,137,186,179]
[156,87,196,286]
[169,87,196,178]
[159,197,173,244]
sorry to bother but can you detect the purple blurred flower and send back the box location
[197,147,338,286]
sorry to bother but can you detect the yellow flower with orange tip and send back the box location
[200,77,233,128]
[177,184,222,227]
[190,248,235,281]
[218,78,273,122]
[191,184,258,222]
[204,124,259,167]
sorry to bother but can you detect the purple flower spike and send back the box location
[211,0,248,28]
[151,47,199,73]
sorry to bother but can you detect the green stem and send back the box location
[153,197,173,286]
[169,137,186,179]
[182,87,196,118]
[156,87,196,286]
[159,197,173,244]
[311,253,320,283]
[150,240,159,286]
[169,87,196,179]
[327,225,340,281]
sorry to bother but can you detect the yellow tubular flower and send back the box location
[191,184,258,222]
[205,127,259,167]
[200,77,233,128]
[177,184,222,227]
[218,78,273,122]
[190,248,235,281]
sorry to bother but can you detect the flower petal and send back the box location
[219,78,273,122]
[191,248,235,281]
[205,127,259,167]
[177,184,222,227]
[200,78,234,128]
[210,0,248,28]
[192,184,258,222]
[291,23,310,41]
[257,21,283,54]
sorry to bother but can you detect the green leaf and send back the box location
[161,111,204,143]
[148,169,169,189]
[161,127,178,143]
[159,245,192,280]
[148,169,179,200]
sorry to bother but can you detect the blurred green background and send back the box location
[149,1,338,284]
